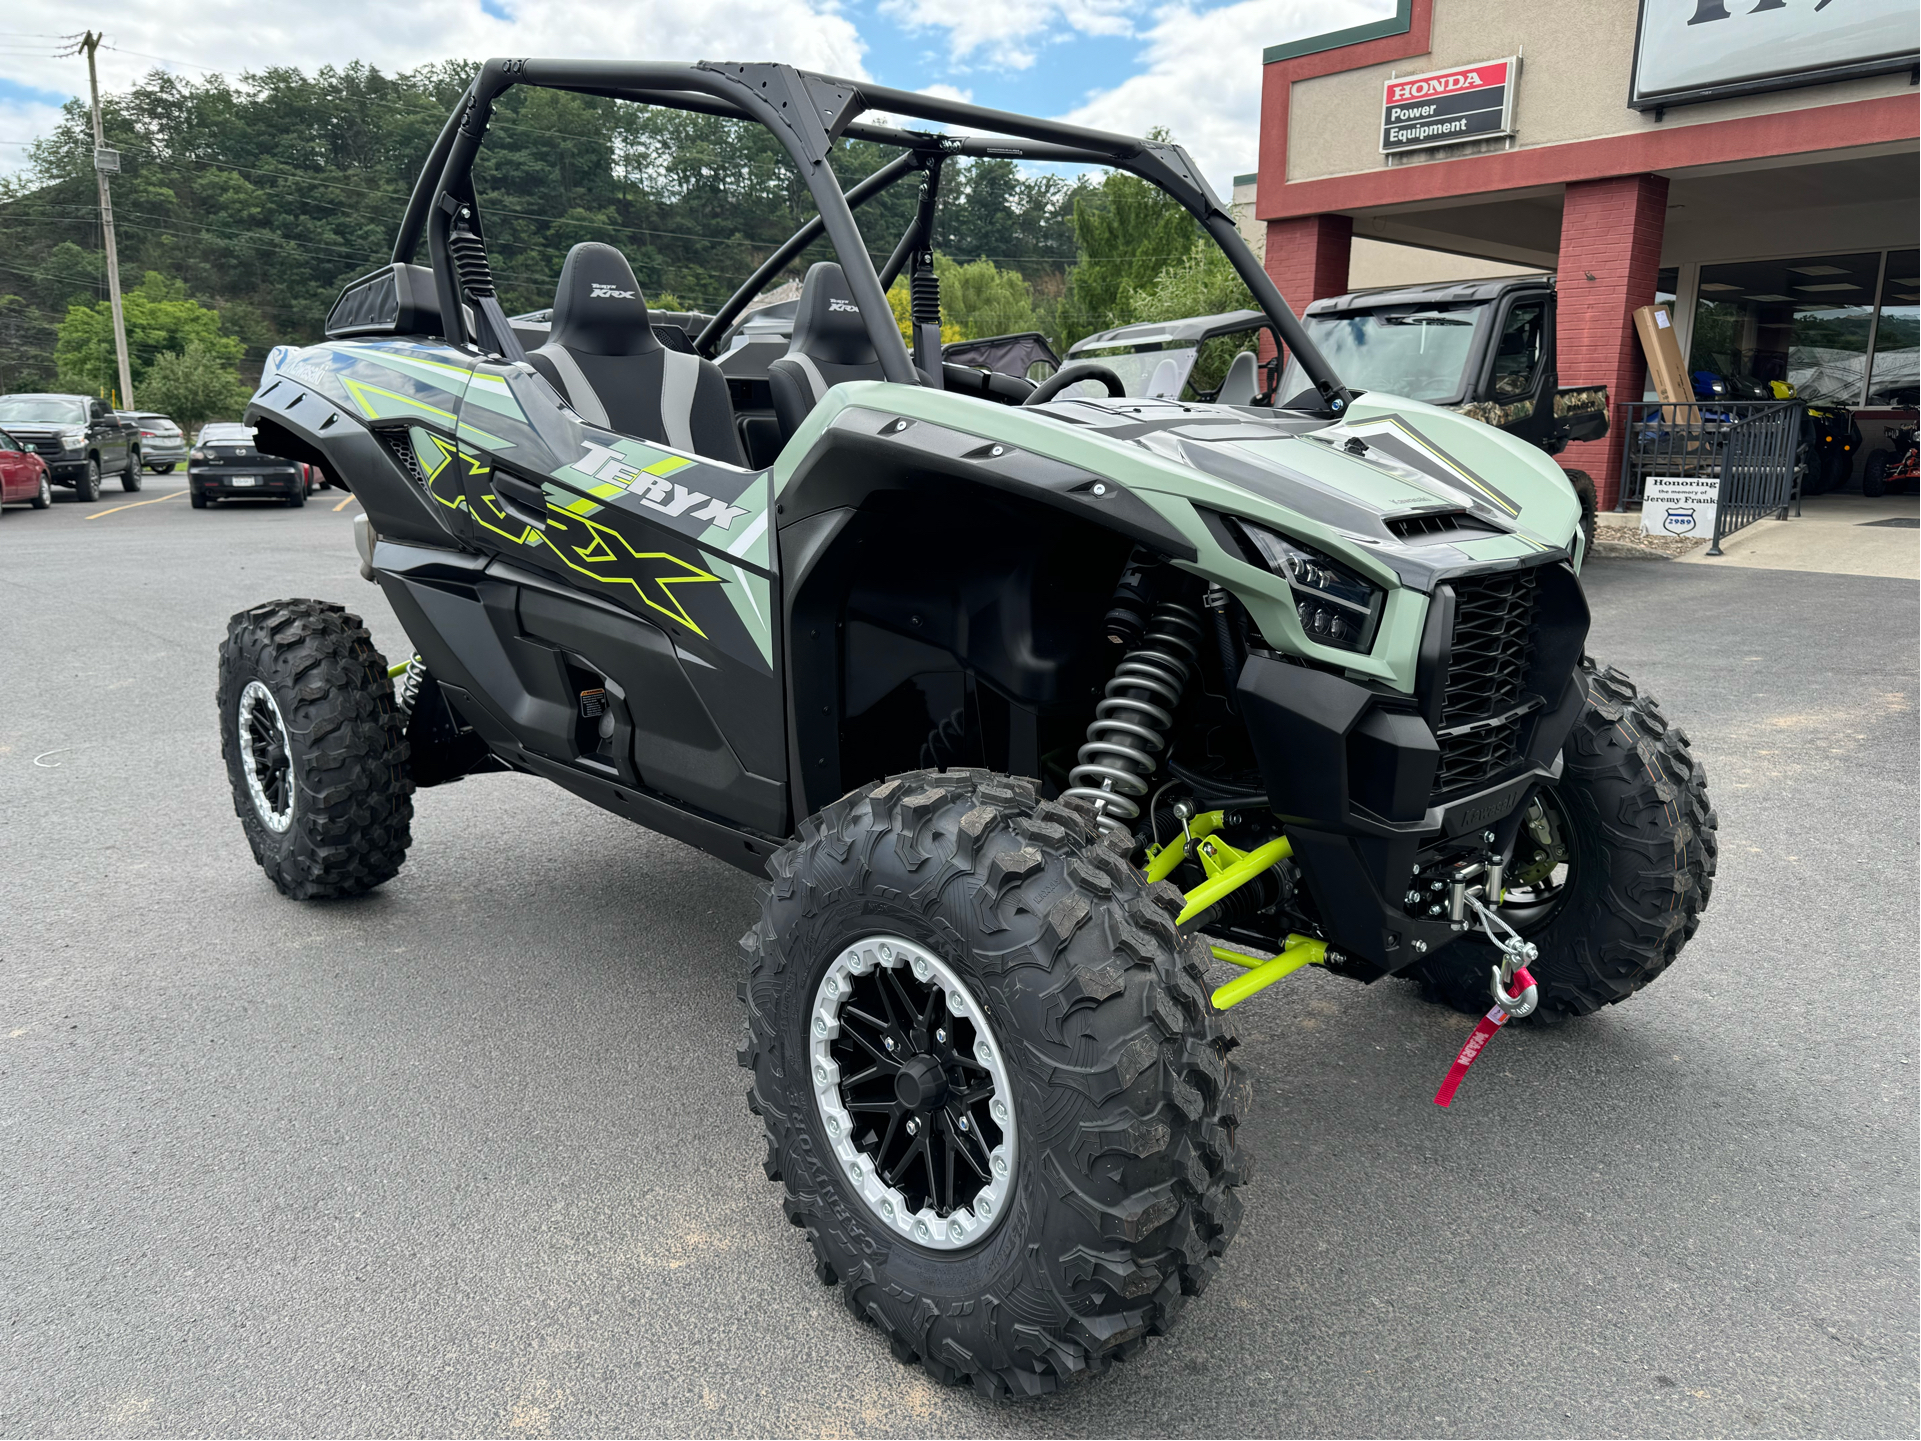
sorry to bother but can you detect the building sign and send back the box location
[1640,475,1719,540]
[1380,58,1518,154]
[1630,0,1919,111]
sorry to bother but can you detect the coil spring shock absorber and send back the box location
[394,655,427,721]
[1064,601,1204,839]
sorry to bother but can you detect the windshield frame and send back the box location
[388,61,1353,417]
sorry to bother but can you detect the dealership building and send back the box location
[1251,0,1919,506]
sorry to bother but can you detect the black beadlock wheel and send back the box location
[1414,658,1717,1023]
[739,769,1250,1398]
[217,599,414,898]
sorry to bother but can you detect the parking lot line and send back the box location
[84,489,188,520]
[332,493,358,512]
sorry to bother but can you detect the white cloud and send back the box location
[1061,0,1391,190]
[0,89,70,176]
[879,0,1138,70]
[0,0,870,154]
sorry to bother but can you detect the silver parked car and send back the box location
[120,411,189,472]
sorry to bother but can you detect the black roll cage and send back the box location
[391,59,1352,413]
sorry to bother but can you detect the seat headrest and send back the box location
[550,242,656,357]
[787,262,879,368]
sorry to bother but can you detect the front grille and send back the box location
[1432,567,1541,797]
[27,438,60,457]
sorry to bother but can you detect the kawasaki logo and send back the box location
[573,441,749,530]
[590,283,636,299]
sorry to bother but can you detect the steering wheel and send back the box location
[1022,361,1128,406]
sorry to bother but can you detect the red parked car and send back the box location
[0,426,54,511]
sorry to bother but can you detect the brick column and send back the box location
[1555,174,1669,509]
[1262,214,1352,362]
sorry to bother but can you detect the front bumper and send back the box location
[47,457,88,481]
[191,465,303,496]
[1236,559,1590,976]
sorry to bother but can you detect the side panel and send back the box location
[451,361,788,834]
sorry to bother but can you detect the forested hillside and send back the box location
[0,62,1247,407]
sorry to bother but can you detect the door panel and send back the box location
[454,359,788,834]
[0,434,21,498]
[517,585,785,831]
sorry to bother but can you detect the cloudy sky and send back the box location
[0,0,1392,189]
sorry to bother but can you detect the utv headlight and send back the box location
[1234,519,1385,653]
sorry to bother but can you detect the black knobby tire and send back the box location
[75,458,101,502]
[740,769,1250,1398]
[1414,659,1717,1023]
[217,599,413,898]
[1862,450,1889,499]
[1564,468,1598,554]
[121,451,142,492]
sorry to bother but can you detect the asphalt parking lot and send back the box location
[3,483,1916,1438]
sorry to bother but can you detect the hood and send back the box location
[1034,392,1581,591]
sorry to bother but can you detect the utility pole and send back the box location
[78,31,133,409]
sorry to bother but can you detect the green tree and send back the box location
[0,295,60,393]
[137,339,249,434]
[55,271,244,399]
[936,255,1038,340]
[0,60,1090,382]
[1056,167,1199,349]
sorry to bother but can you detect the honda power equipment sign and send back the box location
[1381,58,1518,155]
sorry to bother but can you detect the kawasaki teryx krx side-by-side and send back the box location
[218,61,1716,1399]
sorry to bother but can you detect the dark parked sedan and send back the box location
[189,423,310,507]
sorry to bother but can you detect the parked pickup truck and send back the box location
[0,393,142,501]
[1278,275,1608,547]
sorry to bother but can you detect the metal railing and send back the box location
[1614,400,1800,554]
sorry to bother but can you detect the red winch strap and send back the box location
[1432,966,1536,1108]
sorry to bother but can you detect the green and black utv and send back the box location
[217,61,1716,1399]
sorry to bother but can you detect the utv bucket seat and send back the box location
[768,262,889,445]
[1217,349,1261,405]
[526,242,743,465]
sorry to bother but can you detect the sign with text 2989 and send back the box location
[1381,58,1518,155]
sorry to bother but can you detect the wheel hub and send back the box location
[810,937,1015,1251]
[892,1054,950,1112]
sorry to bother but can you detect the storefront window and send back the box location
[1689,252,1879,404]
[1865,249,1918,408]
